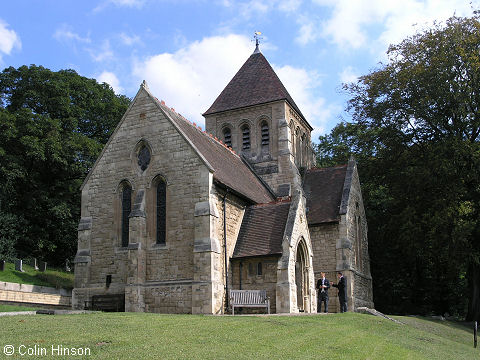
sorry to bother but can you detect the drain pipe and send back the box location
[222,188,230,311]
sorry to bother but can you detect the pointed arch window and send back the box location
[223,127,232,148]
[241,125,250,150]
[121,184,132,247]
[261,121,269,148]
[156,178,167,245]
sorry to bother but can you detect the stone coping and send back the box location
[0,281,72,297]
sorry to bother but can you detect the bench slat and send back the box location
[230,290,270,315]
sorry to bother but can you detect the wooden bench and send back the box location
[91,294,125,312]
[230,290,270,315]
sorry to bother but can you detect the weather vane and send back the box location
[253,31,262,53]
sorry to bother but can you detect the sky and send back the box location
[0,0,478,141]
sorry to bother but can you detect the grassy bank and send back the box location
[0,312,476,359]
[0,262,74,289]
[0,304,39,312]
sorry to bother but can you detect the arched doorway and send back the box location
[295,238,309,312]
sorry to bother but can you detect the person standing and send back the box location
[332,272,347,312]
[316,272,330,313]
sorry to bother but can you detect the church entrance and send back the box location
[295,238,308,312]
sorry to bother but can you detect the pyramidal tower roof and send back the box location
[203,47,309,126]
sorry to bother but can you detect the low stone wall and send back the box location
[0,282,72,308]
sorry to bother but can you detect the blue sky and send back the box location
[0,0,478,140]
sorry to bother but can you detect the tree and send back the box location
[317,14,480,320]
[0,65,130,266]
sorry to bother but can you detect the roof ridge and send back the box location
[249,198,291,208]
[154,97,241,159]
[308,164,348,171]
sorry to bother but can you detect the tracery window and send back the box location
[121,183,132,247]
[156,178,167,244]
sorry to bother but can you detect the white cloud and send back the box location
[97,71,123,93]
[88,40,114,62]
[133,34,253,127]
[119,32,141,46]
[275,64,332,137]
[295,16,318,46]
[133,33,330,136]
[312,0,476,51]
[53,24,91,44]
[339,66,358,84]
[0,20,21,58]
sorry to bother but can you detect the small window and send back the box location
[156,178,167,244]
[256,262,262,276]
[121,184,132,247]
[241,125,250,150]
[261,121,269,147]
[137,145,151,171]
[223,127,232,148]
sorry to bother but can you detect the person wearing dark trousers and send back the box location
[332,272,347,312]
[316,272,330,313]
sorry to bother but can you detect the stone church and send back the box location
[73,42,374,314]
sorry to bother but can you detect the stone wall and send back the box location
[74,87,211,313]
[342,161,374,310]
[230,256,279,313]
[309,223,339,312]
[276,191,316,313]
[204,101,302,195]
[0,282,71,307]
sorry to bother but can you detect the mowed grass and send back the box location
[0,262,74,289]
[0,312,477,359]
[0,304,39,312]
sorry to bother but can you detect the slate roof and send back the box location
[203,51,310,128]
[232,201,291,258]
[155,99,275,204]
[303,165,348,224]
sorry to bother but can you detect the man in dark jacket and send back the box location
[316,272,330,313]
[332,272,347,312]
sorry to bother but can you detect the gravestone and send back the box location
[15,259,24,272]
[29,258,39,270]
[0,260,4,271]
[39,261,47,272]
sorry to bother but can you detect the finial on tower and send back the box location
[253,31,262,54]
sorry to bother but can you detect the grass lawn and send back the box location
[0,304,39,312]
[0,312,477,359]
[0,262,73,289]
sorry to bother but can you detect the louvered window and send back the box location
[261,121,269,147]
[242,125,250,150]
[156,179,166,244]
[223,128,232,148]
[121,184,132,247]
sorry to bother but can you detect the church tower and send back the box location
[203,42,313,195]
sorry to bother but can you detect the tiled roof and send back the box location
[232,201,290,258]
[203,51,308,126]
[156,101,275,204]
[303,165,348,224]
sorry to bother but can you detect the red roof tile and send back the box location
[303,165,348,224]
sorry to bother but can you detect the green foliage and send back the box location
[0,304,39,312]
[0,313,477,359]
[0,261,74,289]
[0,65,130,266]
[317,14,480,319]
